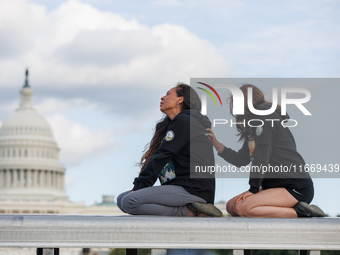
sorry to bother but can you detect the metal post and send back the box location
[244,250,251,255]
[126,248,138,255]
[36,248,59,255]
[83,248,91,254]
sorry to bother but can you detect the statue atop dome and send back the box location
[19,69,34,110]
[23,68,30,88]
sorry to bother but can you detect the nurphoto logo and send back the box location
[197,82,312,128]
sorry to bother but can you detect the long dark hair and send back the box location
[229,84,269,142]
[139,82,201,172]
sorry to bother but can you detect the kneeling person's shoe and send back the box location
[187,202,222,217]
[294,202,325,217]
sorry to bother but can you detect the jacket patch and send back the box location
[256,126,263,136]
[165,130,175,141]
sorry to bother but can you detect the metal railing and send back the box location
[0,214,339,255]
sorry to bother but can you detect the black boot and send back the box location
[294,202,325,217]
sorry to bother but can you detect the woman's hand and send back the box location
[234,191,254,204]
[206,128,224,152]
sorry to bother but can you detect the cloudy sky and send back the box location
[0,0,339,216]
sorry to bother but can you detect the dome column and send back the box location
[33,169,38,188]
[56,172,59,189]
[27,169,32,187]
[13,170,17,187]
[0,170,3,188]
[47,171,51,188]
[57,172,60,189]
[54,172,57,189]
[6,170,10,187]
[42,170,46,188]
[20,169,24,187]
[39,170,44,188]
[61,173,65,190]
[52,171,55,188]
[53,171,56,188]
[51,171,54,188]
[59,172,63,190]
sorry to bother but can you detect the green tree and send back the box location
[322,251,340,255]
[109,248,125,255]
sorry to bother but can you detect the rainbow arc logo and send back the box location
[196,82,222,106]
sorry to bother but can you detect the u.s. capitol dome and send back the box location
[0,71,67,203]
[0,70,122,218]
[0,70,123,255]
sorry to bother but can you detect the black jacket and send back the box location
[133,109,216,204]
[218,104,313,193]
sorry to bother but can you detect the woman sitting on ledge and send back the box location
[208,84,324,218]
[117,83,222,217]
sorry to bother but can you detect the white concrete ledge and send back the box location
[0,214,339,250]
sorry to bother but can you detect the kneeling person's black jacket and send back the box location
[132,109,216,204]
[218,104,313,194]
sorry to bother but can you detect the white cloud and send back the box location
[64,174,82,190]
[56,28,162,67]
[34,97,90,116]
[0,96,116,167]
[47,114,118,166]
[152,0,182,7]
[0,0,232,90]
